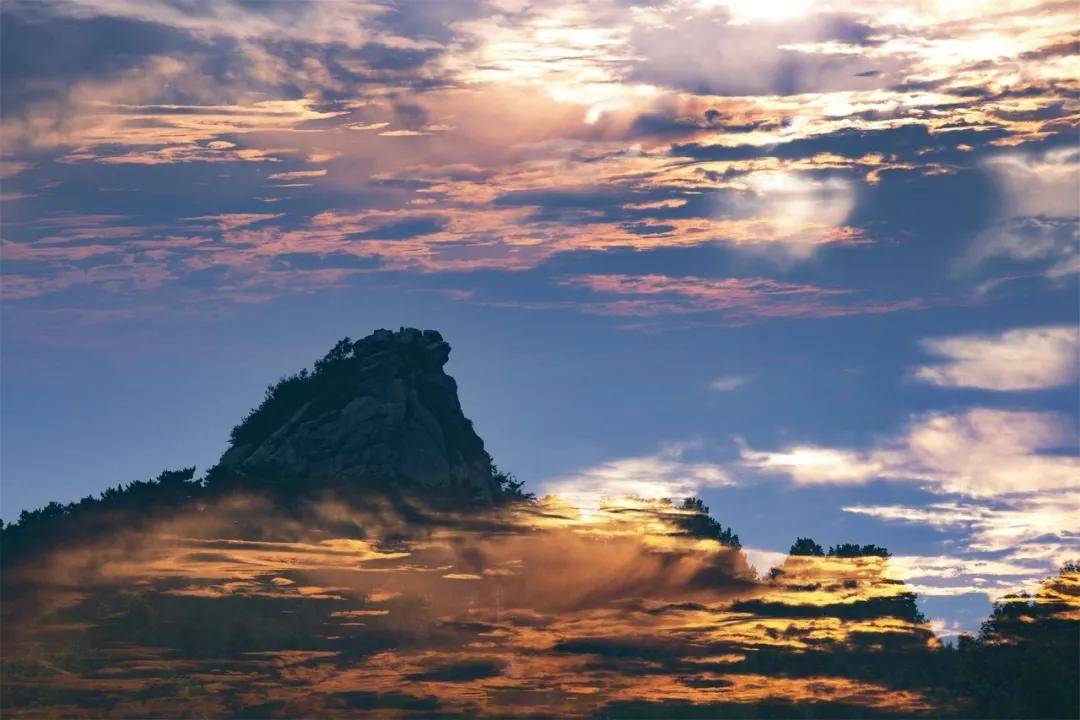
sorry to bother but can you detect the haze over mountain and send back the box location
[2,330,1077,718]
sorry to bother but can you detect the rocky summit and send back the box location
[210,328,505,501]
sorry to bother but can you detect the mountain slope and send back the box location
[209,327,507,501]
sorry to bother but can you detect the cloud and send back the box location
[971,216,1078,278]
[557,273,922,324]
[902,409,1078,497]
[12,487,984,717]
[845,493,1080,555]
[741,408,1078,497]
[742,546,788,576]
[3,0,1077,313]
[267,169,328,181]
[878,551,1072,608]
[972,150,1080,278]
[626,1,892,97]
[843,492,1078,608]
[702,171,860,260]
[740,445,884,485]
[709,374,753,392]
[540,442,732,510]
[914,325,1079,391]
[184,213,284,231]
[984,148,1079,218]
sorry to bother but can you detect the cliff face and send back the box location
[212,328,503,501]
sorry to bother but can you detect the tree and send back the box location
[491,465,533,500]
[828,543,891,558]
[789,537,824,556]
[314,337,353,373]
[677,497,740,548]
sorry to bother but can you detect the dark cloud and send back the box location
[355,42,441,71]
[627,110,776,139]
[0,12,198,110]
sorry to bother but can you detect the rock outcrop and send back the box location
[210,328,504,501]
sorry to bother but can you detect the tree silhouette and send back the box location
[828,543,891,558]
[953,561,1079,718]
[789,537,824,556]
[1,467,200,562]
[677,497,741,548]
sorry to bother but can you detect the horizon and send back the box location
[2,0,1078,661]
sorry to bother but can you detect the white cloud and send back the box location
[844,493,1080,554]
[888,554,1042,580]
[972,150,1080,277]
[984,148,1079,218]
[740,445,884,485]
[540,443,732,510]
[709,374,753,392]
[900,409,1077,496]
[743,546,788,577]
[915,325,1078,391]
[717,172,857,260]
[741,408,1078,497]
[842,501,989,529]
[973,217,1078,279]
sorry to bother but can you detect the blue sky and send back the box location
[1,0,1077,635]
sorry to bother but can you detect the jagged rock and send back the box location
[211,328,503,501]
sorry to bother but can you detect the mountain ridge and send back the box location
[206,327,512,502]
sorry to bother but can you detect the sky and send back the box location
[0,0,1077,636]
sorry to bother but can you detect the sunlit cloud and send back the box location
[3,0,1077,309]
[447,2,649,121]
[985,148,1079,218]
[540,442,732,510]
[741,408,1078,497]
[715,171,857,259]
[5,486,984,717]
[741,445,884,485]
[914,325,1079,391]
[972,149,1080,278]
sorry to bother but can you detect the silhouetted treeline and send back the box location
[0,467,203,562]
[677,497,741,547]
[789,537,891,557]
[1,465,533,568]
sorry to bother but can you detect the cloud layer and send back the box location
[915,326,1078,391]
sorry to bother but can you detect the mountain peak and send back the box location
[209,327,506,501]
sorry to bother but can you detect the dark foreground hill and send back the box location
[1,329,1077,719]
